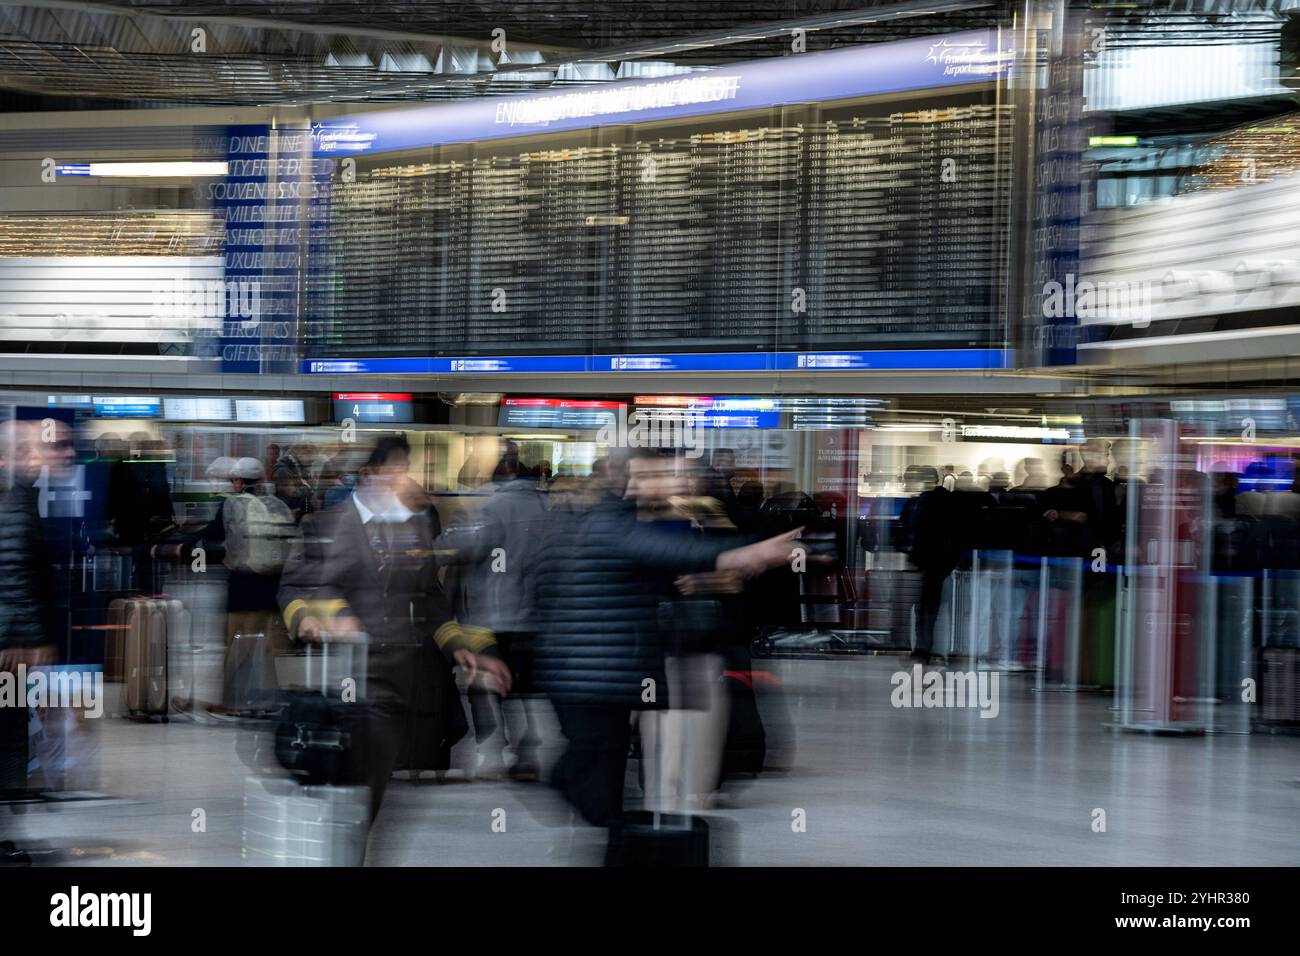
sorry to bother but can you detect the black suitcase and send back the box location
[721,668,766,777]
[605,811,709,867]
[617,682,713,866]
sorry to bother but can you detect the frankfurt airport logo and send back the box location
[309,121,377,153]
[924,38,1013,77]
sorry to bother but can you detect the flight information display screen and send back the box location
[498,398,621,431]
[305,98,1011,364]
[333,392,414,423]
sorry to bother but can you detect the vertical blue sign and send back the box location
[216,125,316,373]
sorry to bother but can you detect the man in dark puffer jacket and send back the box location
[536,447,803,832]
[0,420,56,865]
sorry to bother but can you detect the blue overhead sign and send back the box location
[302,349,1011,376]
[309,30,1013,156]
[92,396,160,418]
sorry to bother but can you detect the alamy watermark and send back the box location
[1,666,104,718]
[151,278,261,330]
[595,403,705,459]
[1042,273,1152,327]
[50,886,151,936]
[890,664,1000,719]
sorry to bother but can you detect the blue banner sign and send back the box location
[310,30,1013,156]
[302,349,1011,375]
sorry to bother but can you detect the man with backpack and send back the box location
[213,457,298,714]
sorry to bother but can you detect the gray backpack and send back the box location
[224,492,297,575]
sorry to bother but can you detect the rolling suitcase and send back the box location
[121,598,187,721]
[936,570,976,661]
[1260,647,1300,724]
[124,600,166,720]
[225,631,279,717]
[615,697,710,867]
[605,811,710,867]
[241,775,369,867]
[243,641,371,866]
[720,669,766,777]
[104,598,130,683]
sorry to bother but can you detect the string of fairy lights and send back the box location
[0,212,221,257]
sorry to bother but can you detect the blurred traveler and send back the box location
[220,457,298,713]
[905,466,957,664]
[703,448,740,523]
[636,452,747,813]
[1078,440,1122,561]
[36,419,80,656]
[1011,458,1048,493]
[107,432,175,593]
[535,447,808,848]
[0,420,56,864]
[273,444,317,520]
[951,471,997,563]
[441,442,548,780]
[156,454,237,568]
[321,447,365,511]
[279,434,511,825]
[33,418,100,794]
[207,456,236,486]
[1036,455,1091,558]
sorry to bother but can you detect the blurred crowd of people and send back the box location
[4,420,1300,864]
[0,422,816,864]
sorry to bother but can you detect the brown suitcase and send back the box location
[105,598,130,682]
[123,598,185,721]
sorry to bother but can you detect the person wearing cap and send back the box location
[156,454,299,716]
[218,457,299,715]
[206,456,235,484]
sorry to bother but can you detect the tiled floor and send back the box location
[7,655,1298,866]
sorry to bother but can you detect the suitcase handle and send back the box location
[303,638,368,697]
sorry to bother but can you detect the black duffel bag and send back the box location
[271,644,369,785]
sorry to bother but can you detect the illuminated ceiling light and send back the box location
[961,424,1073,441]
[324,52,374,69]
[379,52,434,73]
[58,162,229,178]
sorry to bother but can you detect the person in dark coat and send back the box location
[1077,440,1122,562]
[702,448,741,527]
[0,420,56,864]
[278,434,510,828]
[107,433,175,594]
[534,447,806,835]
[906,466,958,664]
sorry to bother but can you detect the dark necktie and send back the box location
[367,519,393,571]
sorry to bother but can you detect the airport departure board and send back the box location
[305,104,1012,360]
